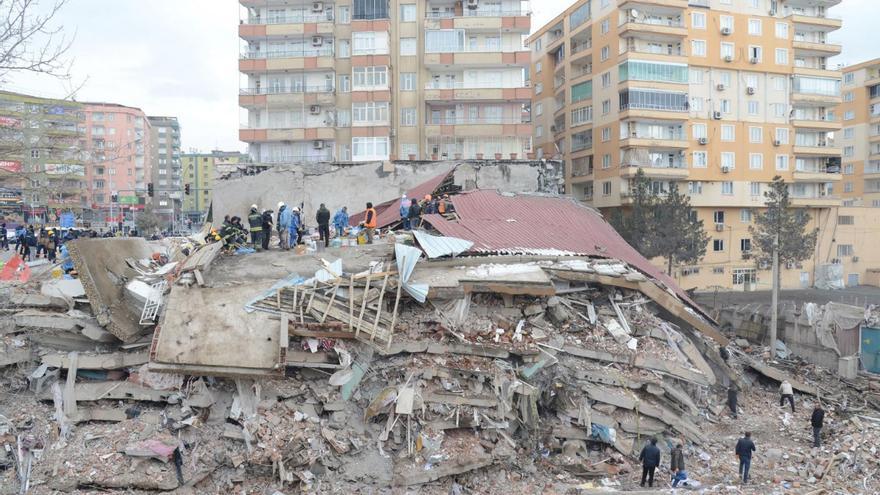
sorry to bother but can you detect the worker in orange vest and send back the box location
[363,202,377,244]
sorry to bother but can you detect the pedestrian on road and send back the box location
[399,195,411,230]
[811,404,825,448]
[779,380,795,412]
[332,206,349,238]
[735,431,756,484]
[316,203,331,247]
[277,203,291,250]
[260,209,274,251]
[728,385,738,418]
[638,438,661,488]
[363,202,377,244]
[670,443,686,488]
[247,205,263,251]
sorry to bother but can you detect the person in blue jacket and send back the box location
[277,203,292,250]
[399,195,411,230]
[333,206,349,237]
[288,207,302,246]
[60,244,75,273]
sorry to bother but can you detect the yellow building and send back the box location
[528,0,852,291]
[181,151,247,222]
[838,58,880,208]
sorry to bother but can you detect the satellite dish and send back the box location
[630,8,639,18]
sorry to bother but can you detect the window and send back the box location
[844,92,854,102]
[602,154,611,169]
[692,151,707,168]
[338,5,350,23]
[721,42,734,60]
[775,22,788,39]
[843,127,854,139]
[748,19,762,35]
[352,66,388,89]
[844,146,854,157]
[692,123,707,139]
[337,39,350,58]
[571,106,592,126]
[601,127,611,142]
[352,102,389,124]
[571,81,592,102]
[750,182,761,196]
[749,127,764,143]
[536,125,543,137]
[722,181,734,195]
[741,238,752,252]
[720,15,733,32]
[400,72,415,91]
[337,109,351,127]
[535,103,543,116]
[400,4,416,22]
[771,103,786,117]
[719,72,731,87]
[838,215,855,225]
[775,48,788,65]
[844,111,855,121]
[601,19,610,34]
[353,0,388,20]
[600,46,609,61]
[775,154,789,170]
[536,61,542,73]
[775,127,789,144]
[602,99,611,115]
[400,38,416,56]
[535,83,543,95]
[425,29,464,53]
[773,77,785,91]
[837,244,854,257]
[691,40,706,57]
[713,239,725,252]
[750,153,763,169]
[688,181,703,194]
[844,73,855,85]
[352,137,389,160]
[741,209,753,222]
[401,107,416,126]
[619,61,688,83]
[601,72,611,88]
[353,32,389,55]
[689,68,704,84]
[844,182,854,193]
[339,75,351,92]
[692,12,706,30]
[720,99,731,114]
[748,100,760,116]
[721,125,735,141]
[749,45,762,63]
[569,2,591,30]
[844,163,854,174]
[714,211,725,224]
[602,181,611,195]
[721,152,735,169]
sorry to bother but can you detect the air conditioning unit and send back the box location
[724,55,734,63]
[715,223,725,231]
[309,105,321,114]
[853,256,860,262]
[749,57,758,64]
[698,137,709,145]
[312,2,323,12]
[721,27,732,35]
[716,83,726,91]
[312,36,323,46]
[759,261,770,269]
[773,139,781,147]
[721,165,731,173]
[466,0,479,9]
[550,125,557,133]
[742,252,751,260]
[785,261,795,269]
[746,86,756,95]
[713,111,723,120]
[313,140,324,149]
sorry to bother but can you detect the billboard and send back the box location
[44,163,85,176]
[0,160,22,173]
[118,195,139,205]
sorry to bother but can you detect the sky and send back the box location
[5,0,878,154]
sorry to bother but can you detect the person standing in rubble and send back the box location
[363,202,377,244]
[316,203,331,248]
[277,203,291,250]
[638,438,661,488]
[260,208,274,251]
[408,197,422,229]
[728,385,738,419]
[289,206,302,246]
[247,205,263,251]
[735,431,756,484]
[399,195,411,230]
[670,443,686,488]
[332,206,349,238]
[811,403,825,448]
[779,379,795,412]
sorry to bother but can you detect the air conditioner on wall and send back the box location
[721,27,732,35]
[466,0,479,9]
[698,137,709,145]
[310,105,321,114]
[312,2,323,12]
[724,55,733,63]
[713,111,723,120]
[312,36,323,46]
[853,256,860,262]
[716,83,726,91]
[747,87,756,95]
[773,139,781,146]
[721,165,731,173]
[313,140,324,149]
[749,57,758,64]
[715,223,725,231]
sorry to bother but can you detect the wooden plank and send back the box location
[370,274,389,342]
[321,282,340,323]
[280,314,289,350]
[193,269,205,287]
[348,275,354,332]
[290,328,356,339]
[355,273,372,338]
[42,352,148,370]
[63,351,78,419]
[387,281,403,350]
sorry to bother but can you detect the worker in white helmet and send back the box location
[277,202,291,250]
[247,205,263,250]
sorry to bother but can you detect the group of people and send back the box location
[398,193,452,230]
[637,377,829,488]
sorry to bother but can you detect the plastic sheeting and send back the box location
[814,263,845,290]
[395,243,429,303]
[803,301,865,357]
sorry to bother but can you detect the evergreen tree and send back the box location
[748,175,818,270]
[610,168,658,257]
[653,183,709,275]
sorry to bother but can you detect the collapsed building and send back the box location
[2,170,880,493]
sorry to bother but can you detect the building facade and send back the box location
[529,0,845,291]
[82,103,152,227]
[238,0,532,163]
[838,58,880,208]
[147,116,182,228]
[181,150,248,223]
[0,91,85,225]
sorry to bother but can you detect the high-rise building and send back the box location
[148,116,182,228]
[82,103,152,227]
[181,150,248,223]
[238,0,532,163]
[839,58,880,208]
[0,91,85,224]
[528,0,845,290]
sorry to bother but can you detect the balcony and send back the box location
[792,143,840,157]
[791,195,841,207]
[792,65,840,79]
[792,39,842,56]
[424,118,531,138]
[619,89,689,120]
[423,49,530,68]
[424,8,531,32]
[620,165,688,179]
[239,86,335,107]
[864,163,880,178]
[790,116,838,131]
[787,13,842,31]
[239,126,336,142]
[619,136,688,149]
[620,0,687,9]
[239,47,335,72]
[423,82,531,102]
[793,165,842,182]
[618,17,687,39]
[240,13,334,39]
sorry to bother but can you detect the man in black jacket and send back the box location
[728,385,738,419]
[316,203,330,247]
[638,438,661,488]
[735,432,756,484]
[260,209,274,251]
[811,404,825,448]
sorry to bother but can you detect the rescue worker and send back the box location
[0,222,7,250]
[735,432,756,484]
[332,206,349,238]
[247,205,263,250]
[289,207,302,246]
[423,194,435,214]
[399,195,411,230]
[638,438,661,488]
[779,380,795,412]
[811,403,825,448]
[316,203,331,247]
[728,385,738,419]
[670,443,686,488]
[363,202,377,244]
[260,208,274,251]
[278,203,292,250]
[23,226,36,261]
[408,198,422,229]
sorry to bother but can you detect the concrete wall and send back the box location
[782,309,840,371]
[211,159,564,225]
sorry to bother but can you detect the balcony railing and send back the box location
[424,81,528,90]
[240,86,335,95]
[795,164,840,173]
[241,47,334,59]
[426,9,530,18]
[256,154,335,163]
[246,12,333,24]
[619,17,685,28]
[428,117,527,125]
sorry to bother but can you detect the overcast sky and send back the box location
[4,0,877,154]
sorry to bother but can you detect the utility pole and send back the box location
[770,233,779,350]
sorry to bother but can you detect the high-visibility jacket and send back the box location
[364,208,377,228]
[248,212,263,232]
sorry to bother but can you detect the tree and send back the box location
[136,205,161,236]
[0,0,73,81]
[610,168,658,257]
[748,175,818,270]
[653,183,709,275]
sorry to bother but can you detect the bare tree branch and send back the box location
[0,0,74,81]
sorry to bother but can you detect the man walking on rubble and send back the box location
[735,431,756,484]
[811,403,825,448]
[316,203,331,248]
[779,379,795,412]
[728,385,738,418]
[247,205,263,251]
[638,437,661,488]
[670,443,686,488]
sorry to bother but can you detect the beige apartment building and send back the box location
[527,0,863,291]
[839,58,880,208]
[238,0,532,163]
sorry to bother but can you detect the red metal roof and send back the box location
[348,168,454,229]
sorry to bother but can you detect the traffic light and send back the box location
[147,183,154,197]
[184,183,191,195]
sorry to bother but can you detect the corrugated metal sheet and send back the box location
[395,243,428,302]
[412,230,473,259]
[349,168,455,229]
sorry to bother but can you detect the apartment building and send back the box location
[82,103,152,227]
[181,150,248,223]
[839,58,880,208]
[529,0,846,290]
[0,91,85,224]
[148,116,182,228]
[238,0,532,163]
